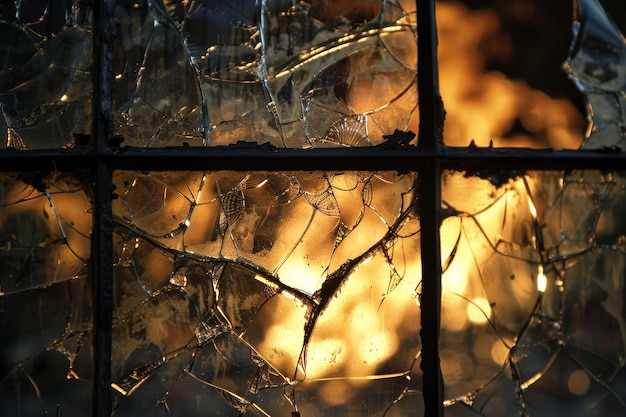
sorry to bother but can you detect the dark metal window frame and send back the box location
[1,1,625,416]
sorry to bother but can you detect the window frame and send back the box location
[1,1,626,417]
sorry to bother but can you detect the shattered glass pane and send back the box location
[438,0,586,149]
[110,170,422,415]
[0,2,93,150]
[112,1,418,148]
[0,172,93,414]
[441,170,626,417]
[564,0,626,149]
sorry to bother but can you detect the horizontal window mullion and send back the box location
[439,148,626,170]
[2,149,626,172]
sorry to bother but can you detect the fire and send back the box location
[437,1,585,149]
[435,1,592,402]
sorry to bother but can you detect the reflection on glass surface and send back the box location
[564,0,626,149]
[0,2,92,150]
[112,0,418,147]
[441,170,626,417]
[110,171,422,416]
[0,172,93,415]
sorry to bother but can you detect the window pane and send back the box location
[0,172,93,414]
[438,0,626,149]
[112,1,418,148]
[0,2,93,150]
[441,169,626,416]
[110,170,422,416]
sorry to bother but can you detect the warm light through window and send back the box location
[1,1,626,417]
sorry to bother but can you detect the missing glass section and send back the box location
[439,0,586,149]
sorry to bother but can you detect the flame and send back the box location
[437,2,585,149]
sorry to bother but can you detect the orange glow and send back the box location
[275,255,328,296]
[537,265,547,293]
[437,2,585,149]
[467,297,492,324]
[352,304,399,365]
[443,263,469,294]
[528,198,538,219]
[319,380,353,406]
[490,341,510,364]
[568,370,591,396]
[305,338,347,379]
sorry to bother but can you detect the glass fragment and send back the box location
[111,170,422,416]
[441,170,626,417]
[112,1,418,148]
[0,2,93,150]
[564,0,626,149]
[0,172,93,415]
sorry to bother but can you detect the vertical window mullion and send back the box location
[417,0,444,416]
[418,161,443,417]
[93,1,116,416]
[93,161,114,417]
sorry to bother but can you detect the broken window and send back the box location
[112,0,418,148]
[441,169,626,416]
[0,172,93,415]
[1,1,626,416]
[110,170,421,416]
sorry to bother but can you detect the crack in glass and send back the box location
[109,170,422,416]
[0,0,418,150]
[440,169,626,417]
[2,0,626,416]
[439,2,626,414]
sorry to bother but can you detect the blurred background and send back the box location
[438,0,626,148]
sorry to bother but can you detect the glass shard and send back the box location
[111,170,422,416]
[0,172,93,415]
[441,170,626,417]
[112,1,418,148]
[0,2,92,149]
[564,0,626,149]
